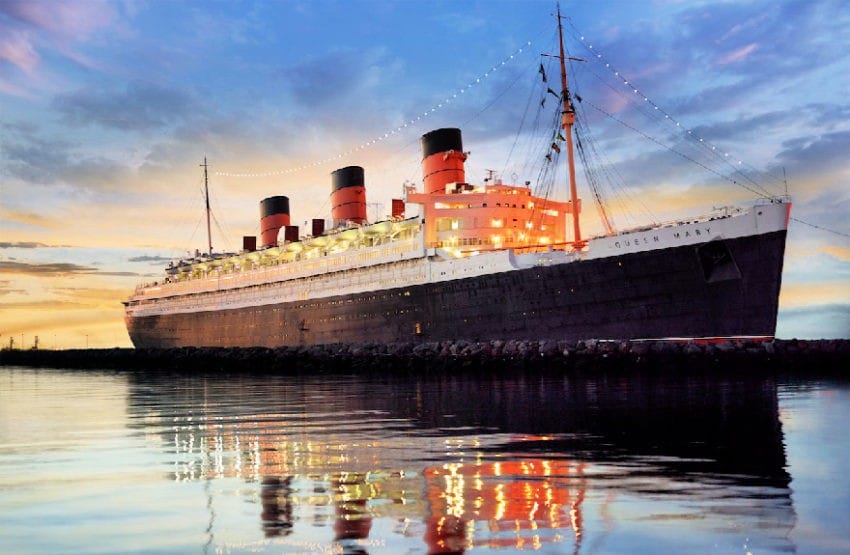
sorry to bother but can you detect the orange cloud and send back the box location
[0,208,60,228]
[780,280,850,308]
[820,245,850,262]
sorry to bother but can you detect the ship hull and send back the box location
[126,229,787,348]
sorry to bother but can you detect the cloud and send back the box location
[776,131,850,176]
[686,111,786,144]
[50,285,133,308]
[128,255,173,263]
[281,47,400,113]
[0,261,146,280]
[0,241,49,248]
[0,0,119,84]
[97,271,146,277]
[1,0,116,38]
[0,279,26,296]
[783,248,850,283]
[0,208,59,229]
[776,303,850,339]
[0,299,85,310]
[0,289,26,296]
[0,121,138,190]
[715,43,759,65]
[52,80,197,131]
[821,246,850,262]
[0,131,74,184]
[0,25,39,73]
[807,102,850,131]
[0,260,98,275]
[579,1,848,123]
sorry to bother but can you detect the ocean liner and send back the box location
[124,9,790,348]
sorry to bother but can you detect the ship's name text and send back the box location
[613,227,711,250]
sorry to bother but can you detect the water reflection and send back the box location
[126,371,795,553]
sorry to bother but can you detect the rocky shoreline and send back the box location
[1,338,848,375]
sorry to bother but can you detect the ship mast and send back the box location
[201,157,213,255]
[556,4,584,248]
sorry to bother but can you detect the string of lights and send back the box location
[567,23,850,241]
[567,22,783,195]
[215,41,534,178]
[583,97,774,200]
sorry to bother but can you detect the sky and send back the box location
[1,0,848,349]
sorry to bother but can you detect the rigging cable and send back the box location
[165,172,205,261]
[574,96,658,229]
[500,59,545,178]
[573,113,616,235]
[584,98,775,200]
[565,20,782,198]
[209,182,236,253]
[565,21,849,241]
[567,56,659,228]
[790,218,850,239]
[503,27,561,181]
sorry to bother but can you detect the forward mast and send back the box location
[556,3,584,247]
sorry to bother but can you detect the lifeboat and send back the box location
[364,220,392,235]
[307,235,331,249]
[340,228,361,242]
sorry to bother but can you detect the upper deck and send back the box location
[130,217,424,302]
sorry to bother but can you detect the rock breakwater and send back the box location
[1,339,848,375]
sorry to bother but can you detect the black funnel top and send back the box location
[260,196,290,218]
[421,128,463,158]
[332,166,365,191]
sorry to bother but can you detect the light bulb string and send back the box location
[215,41,534,178]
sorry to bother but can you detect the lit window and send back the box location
[491,219,503,228]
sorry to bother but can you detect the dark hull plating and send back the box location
[126,230,787,348]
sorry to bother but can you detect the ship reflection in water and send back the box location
[125,372,795,554]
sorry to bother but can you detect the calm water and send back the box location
[1,366,848,554]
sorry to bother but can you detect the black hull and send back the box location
[126,230,787,348]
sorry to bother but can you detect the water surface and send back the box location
[1,367,848,554]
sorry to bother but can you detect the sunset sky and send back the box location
[1,0,848,349]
